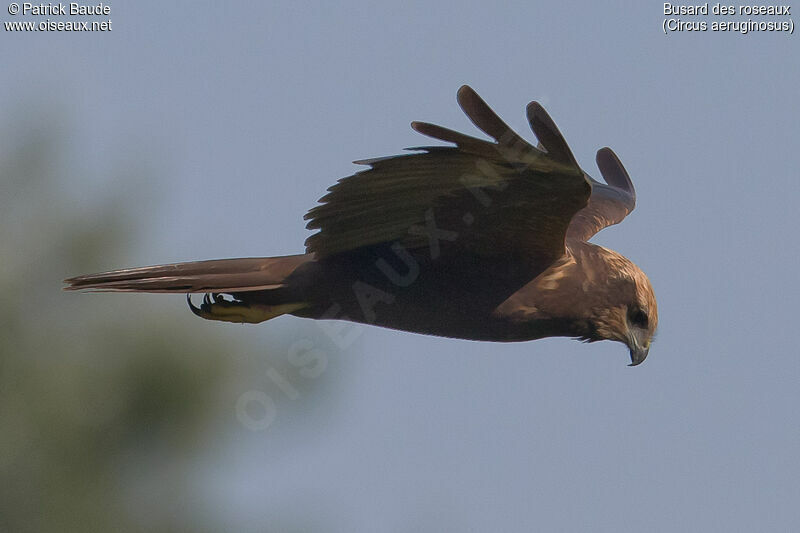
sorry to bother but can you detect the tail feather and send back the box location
[64,254,313,293]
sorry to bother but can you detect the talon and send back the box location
[186,292,307,324]
[187,294,204,317]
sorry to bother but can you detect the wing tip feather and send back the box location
[525,101,579,167]
[595,147,635,200]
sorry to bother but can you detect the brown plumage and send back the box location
[65,86,658,366]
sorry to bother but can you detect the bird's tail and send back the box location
[64,253,313,293]
[63,254,315,323]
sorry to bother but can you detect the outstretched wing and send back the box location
[566,147,636,242]
[304,86,591,274]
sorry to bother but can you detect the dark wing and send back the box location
[566,147,636,242]
[304,85,590,274]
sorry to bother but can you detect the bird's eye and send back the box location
[628,307,649,328]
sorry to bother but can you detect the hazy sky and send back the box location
[3,2,798,531]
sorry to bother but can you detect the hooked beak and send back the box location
[626,329,650,366]
[628,345,649,366]
[624,317,652,366]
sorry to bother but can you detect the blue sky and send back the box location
[3,2,798,530]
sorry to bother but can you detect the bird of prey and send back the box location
[65,86,657,366]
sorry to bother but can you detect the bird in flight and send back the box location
[65,86,657,366]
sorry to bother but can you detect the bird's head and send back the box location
[588,255,658,366]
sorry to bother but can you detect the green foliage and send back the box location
[0,118,238,532]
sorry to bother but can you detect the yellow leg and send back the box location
[187,294,307,324]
